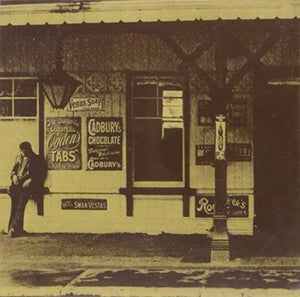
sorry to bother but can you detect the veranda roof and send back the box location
[0,0,299,26]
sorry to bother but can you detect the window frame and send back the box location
[0,76,39,119]
[130,74,186,187]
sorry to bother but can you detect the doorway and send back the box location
[254,84,299,237]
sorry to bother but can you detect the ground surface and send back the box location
[1,230,300,259]
[0,232,300,296]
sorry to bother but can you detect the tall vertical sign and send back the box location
[215,114,226,160]
[46,117,82,170]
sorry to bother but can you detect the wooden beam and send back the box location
[227,31,281,90]
[158,32,187,60]
[189,33,215,60]
[38,79,45,216]
[184,61,219,99]
[159,30,219,96]
[159,31,215,62]
[125,72,134,216]
[119,187,196,195]
[227,31,266,68]
[183,72,190,217]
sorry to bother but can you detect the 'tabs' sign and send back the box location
[46,117,82,170]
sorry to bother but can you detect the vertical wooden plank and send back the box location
[104,34,123,71]
[133,33,148,71]
[183,71,190,217]
[63,35,74,72]
[119,33,134,71]
[125,72,133,216]
[37,81,45,216]
[43,27,56,73]
[96,34,108,72]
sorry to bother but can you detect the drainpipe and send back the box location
[210,25,230,263]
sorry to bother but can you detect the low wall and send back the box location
[0,192,253,235]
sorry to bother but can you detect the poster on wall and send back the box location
[195,195,249,217]
[198,100,214,126]
[198,100,248,127]
[196,143,251,164]
[46,117,82,170]
[67,93,105,112]
[87,117,122,170]
[227,143,251,161]
[227,100,248,126]
[195,144,214,165]
[61,199,107,210]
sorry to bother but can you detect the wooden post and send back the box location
[183,70,191,217]
[126,72,133,216]
[210,24,230,263]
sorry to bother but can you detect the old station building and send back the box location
[0,1,299,259]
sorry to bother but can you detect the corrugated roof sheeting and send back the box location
[0,0,299,26]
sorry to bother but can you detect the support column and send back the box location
[210,25,230,263]
[211,115,229,262]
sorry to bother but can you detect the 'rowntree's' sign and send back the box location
[87,117,122,170]
[46,117,81,170]
[195,195,249,217]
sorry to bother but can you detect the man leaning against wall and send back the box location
[7,141,47,238]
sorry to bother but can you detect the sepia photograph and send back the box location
[0,0,299,296]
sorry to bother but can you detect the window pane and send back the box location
[0,80,12,97]
[134,119,182,181]
[163,90,183,98]
[134,99,157,117]
[14,99,37,116]
[162,91,183,118]
[163,105,182,118]
[158,77,183,89]
[133,82,157,97]
[0,99,12,116]
[14,79,37,97]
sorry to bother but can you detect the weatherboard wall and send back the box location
[1,24,295,234]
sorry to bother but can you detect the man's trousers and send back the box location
[8,185,30,235]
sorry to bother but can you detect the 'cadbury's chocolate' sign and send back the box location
[87,117,122,170]
[46,117,82,170]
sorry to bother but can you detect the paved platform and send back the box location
[0,232,299,296]
[1,255,300,296]
[1,265,300,296]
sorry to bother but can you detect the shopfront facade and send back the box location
[0,1,298,236]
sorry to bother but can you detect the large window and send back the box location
[132,76,184,182]
[0,77,38,118]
